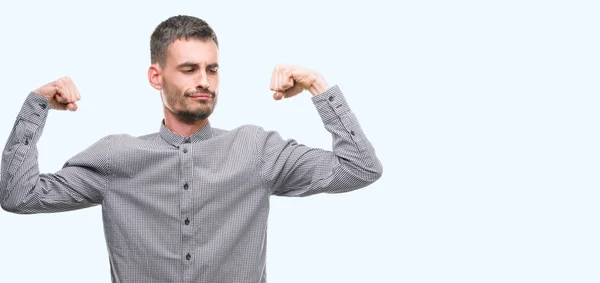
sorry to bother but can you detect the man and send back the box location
[1,15,383,282]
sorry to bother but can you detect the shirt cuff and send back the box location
[17,92,50,126]
[311,85,351,123]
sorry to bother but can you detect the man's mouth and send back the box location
[185,90,215,101]
[187,94,212,100]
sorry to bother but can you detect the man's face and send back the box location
[160,38,219,124]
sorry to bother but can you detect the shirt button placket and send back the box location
[180,143,194,277]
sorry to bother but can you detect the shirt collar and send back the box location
[159,119,214,147]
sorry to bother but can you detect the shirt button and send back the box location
[184,218,190,225]
[184,183,189,190]
[328,96,334,102]
[24,139,29,145]
[39,103,46,109]
[184,139,191,144]
[183,148,188,153]
[350,130,355,136]
[186,253,191,260]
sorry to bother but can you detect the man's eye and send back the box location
[208,68,218,74]
[183,69,194,73]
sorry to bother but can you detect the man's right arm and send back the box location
[1,78,110,214]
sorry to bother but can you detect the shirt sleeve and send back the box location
[256,85,383,197]
[0,92,111,214]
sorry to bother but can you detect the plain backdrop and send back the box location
[1,0,599,282]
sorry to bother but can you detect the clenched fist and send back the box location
[33,76,81,111]
[269,64,329,100]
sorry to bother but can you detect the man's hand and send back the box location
[269,64,330,100]
[32,76,81,111]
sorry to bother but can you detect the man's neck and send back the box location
[163,107,208,138]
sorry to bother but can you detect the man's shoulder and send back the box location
[213,124,262,135]
[216,123,282,138]
[90,132,161,148]
[211,124,278,144]
[135,132,161,141]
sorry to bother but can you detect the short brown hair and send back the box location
[150,15,218,67]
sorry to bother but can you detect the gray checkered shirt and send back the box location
[1,85,383,283]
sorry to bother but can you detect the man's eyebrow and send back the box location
[176,62,219,69]
[176,62,200,68]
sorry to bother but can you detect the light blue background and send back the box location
[1,0,599,282]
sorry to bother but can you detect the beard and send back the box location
[162,80,218,124]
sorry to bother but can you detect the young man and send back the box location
[1,15,383,282]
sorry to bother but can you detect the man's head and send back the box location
[148,15,220,124]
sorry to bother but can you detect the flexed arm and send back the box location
[259,64,383,197]
[1,77,110,214]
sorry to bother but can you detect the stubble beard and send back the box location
[163,81,218,125]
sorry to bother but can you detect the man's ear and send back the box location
[148,63,163,90]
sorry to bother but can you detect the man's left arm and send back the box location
[257,65,383,197]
